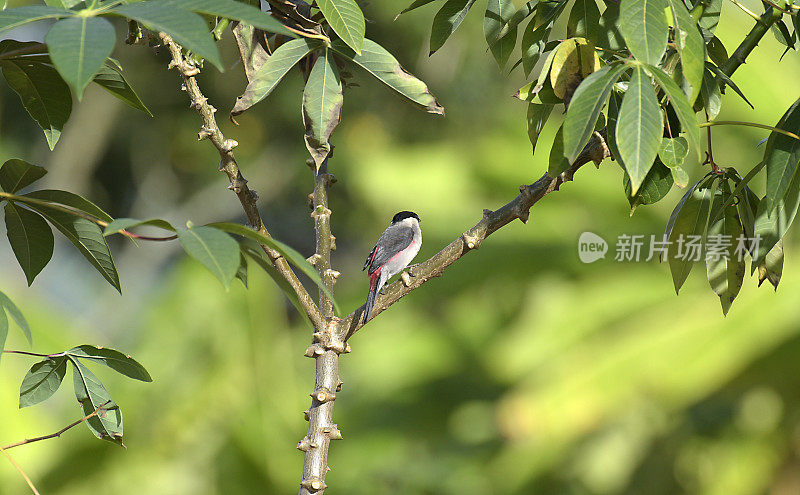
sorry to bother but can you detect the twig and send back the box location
[1,402,110,451]
[0,447,40,495]
[700,120,800,141]
[298,159,344,495]
[158,33,324,329]
[2,350,65,358]
[336,130,611,341]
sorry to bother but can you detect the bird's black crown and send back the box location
[392,211,420,224]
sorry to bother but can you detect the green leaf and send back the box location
[330,39,444,115]
[597,0,625,52]
[103,217,175,236]
[658,136,688,168]
[429,0,477,55]
[396,0,440,19]
[93,63,152,116]
[563,64,626,163]
[667,176,715,293]
[316,0,365,54]
[23,189,113,223]
[624,159,674,213]
[177,224,239,289]
[619,0,669,65]
[567,0,600,43]
[166,0,294,37]
[549,37,600,100]
[0,159,46,193]
[231,38,322,117]
[4,203,54,286]
[0,290,32,345]
[207,222,339,314]
[697,0,721,33]
[671,166,689,188]
[484,0,517,68]
[527,102,553,153]
[67,345,151,382]
[28,206,120,292]
[113,2,223,71]
[548,124,569,177]
[302,48,343,169]
[706,183,745,315]
[0,60,72,150]
[616,65,663,195]
[771,19,795,50]
[0,5,70,35]
[754,169,800,265]
[764,97,800,212]
[667,0,703,105]
[757,239,783,290]
[647,64,702,159]
[487,1,536,46]
[19,356,68,408]
[70,357,123,445]
[45,17,116,99]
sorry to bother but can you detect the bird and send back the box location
[362,211,422,323]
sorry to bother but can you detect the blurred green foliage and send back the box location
[2,1,800,494]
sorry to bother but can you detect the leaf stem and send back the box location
[2,350,65,358]
[700,120,800,141]
[724,0,765,23]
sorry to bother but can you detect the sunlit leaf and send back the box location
[67,345,152,382]
[616,65,663,195]
[231,38,322,117]
[330,39,444,115]
[648,64,702,159]
[563,64,627,163]
[619,0,669,65]
[549,37,600,100]
[19,356,68,408]
[667,0,703,104]
[658,136,688,169]
[316,0,365,54]
[166,0,294,37]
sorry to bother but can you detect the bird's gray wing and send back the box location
[365,225,414,274]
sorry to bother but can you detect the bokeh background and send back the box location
[2,1,800,494]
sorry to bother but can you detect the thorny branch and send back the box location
[298,159,346,495]
[158,33,325,329]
